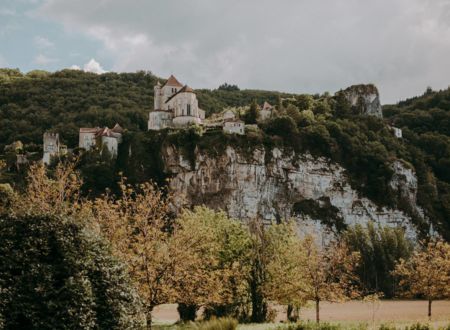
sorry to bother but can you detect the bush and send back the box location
[405,324,431,330]
[0,213,143,329]
[190,318,238,330]
[278,321,367,330]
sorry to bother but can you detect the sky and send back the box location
[1,0,450,103]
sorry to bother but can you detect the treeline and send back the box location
[383,87,450,239]
[0,69,296,151]
[0,162,449,329]
[0,69,154,150]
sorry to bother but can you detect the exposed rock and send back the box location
[341,84,383,118]
[163,145,424,236]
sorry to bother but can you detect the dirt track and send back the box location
[152,301,450,324]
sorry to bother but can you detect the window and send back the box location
[172,88,176,93]
[187,104,191,116]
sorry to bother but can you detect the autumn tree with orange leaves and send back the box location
[301,236,361,323]
[393,239,450,319]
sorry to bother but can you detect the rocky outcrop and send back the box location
[163,145,424,236]
[341,84,383,118]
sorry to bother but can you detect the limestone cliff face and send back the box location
[342,84,383,118]
[163,145,423,235]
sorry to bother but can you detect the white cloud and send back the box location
[35,0,450,102]
[83,58,106,74]
[69,64,81,70]
[34,54,58,65]
[34,35,54,49]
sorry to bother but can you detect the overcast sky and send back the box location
[1,0,450,103]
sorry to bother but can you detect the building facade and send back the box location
[78,124,123,157]
[223,119,245,135]
[43,132,60,165]
[148,75,205,130]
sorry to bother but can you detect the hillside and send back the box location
[0,69,295,150]
[1,68,450,239]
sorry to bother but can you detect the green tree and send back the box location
[174,207,251,322]
[244,100,259,124]
[343,223,414,297]
[0,213,143,330]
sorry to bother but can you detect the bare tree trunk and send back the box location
[315,299,320,323]
[428,299,432,320]
[287,304,299,322]
[146,306,153,330]
[177,303,198,322]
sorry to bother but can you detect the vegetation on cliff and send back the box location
[1,69,450,238]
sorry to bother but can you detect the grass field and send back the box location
[152,300,450,329]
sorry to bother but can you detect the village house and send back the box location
[148,75,206,130]
[223,118,245,135]
[43,132,67,165]
[78,124,124,157]
[259,101,274,121]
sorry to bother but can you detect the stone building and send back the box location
[223,118,245,135]
[148,75,205,130]
[259,101,274,121]
[43,132,61,165]
[78,124,123,157]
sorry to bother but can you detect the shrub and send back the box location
[405,323,431,330]
[0,213,143,329]
[190,318,238,330]
[277,321,366,330]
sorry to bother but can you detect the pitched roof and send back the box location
[262,101,273,111]
[79,127,100,133]
[165,85,195,103]
[111,123,124,133]
[162,75,183,88]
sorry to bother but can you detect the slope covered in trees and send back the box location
[1,69,450,238]
[0,69,294,150]
[383,87,450,239]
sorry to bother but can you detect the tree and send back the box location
[343,223,414,297]
[173,207,251,321]
[296,94,314,111]
[393,239,450,319]
[244,100,259,124]
[91,180,179,328]
[264,221,309,322]
[0,212,143,330]
[301,236,360,323]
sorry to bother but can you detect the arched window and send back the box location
[187,104,191,116]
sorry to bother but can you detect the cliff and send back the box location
[162,144,424,235]
[341,84,383,117]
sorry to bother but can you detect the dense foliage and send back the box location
[2,69,450,238]
[342,223,414,298]
[0,213,142,329]
[384,87,450,238]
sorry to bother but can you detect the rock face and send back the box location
[163,145,423,235]
[341,84,383,118]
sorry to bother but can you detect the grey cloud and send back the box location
[36,0,450,103]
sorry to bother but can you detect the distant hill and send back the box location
[0,69,296,149]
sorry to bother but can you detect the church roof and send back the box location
[262,101,273,111]
[165,85,195,103]
[162,75,183,88]
[111,123,124,133]
[79,127,100,134]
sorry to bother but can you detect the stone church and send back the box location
[148,75,205,130]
